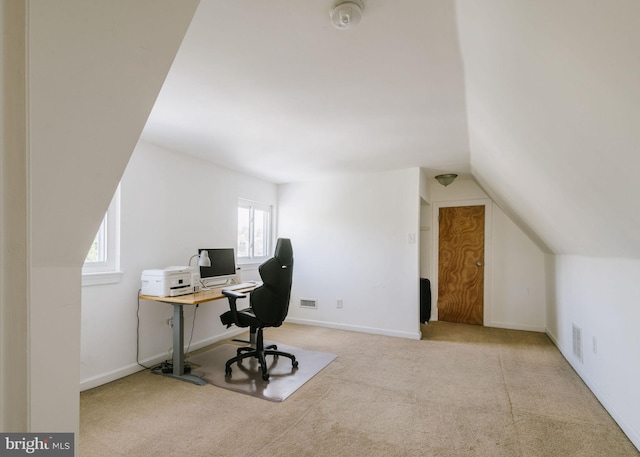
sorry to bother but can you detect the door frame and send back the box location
[431,199,493,325]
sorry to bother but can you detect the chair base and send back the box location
[232,326,258,347]
[225,328,298,381]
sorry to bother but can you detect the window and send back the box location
[237,199,272,263]
[85,217,108,264]
[82,186,122,285]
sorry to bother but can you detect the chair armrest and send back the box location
[222,290,248,300]
[221,290,248,326]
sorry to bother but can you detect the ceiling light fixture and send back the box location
[435,174,458,187]
[330,0,365,30]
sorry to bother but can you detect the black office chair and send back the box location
[220,238,298,381]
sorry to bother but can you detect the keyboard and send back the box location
[222,282,259,292]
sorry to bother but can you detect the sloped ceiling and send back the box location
[29,0,199,265]
[141,0,640,258]
[456,0,640,257]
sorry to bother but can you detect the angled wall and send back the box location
[457,0,640,257]
[455,0,640,449]
[23,0,198,440]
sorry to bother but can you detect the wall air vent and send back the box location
[572,323,583,363]
[300,298,318,309]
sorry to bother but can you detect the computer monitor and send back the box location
[198,248,237,285]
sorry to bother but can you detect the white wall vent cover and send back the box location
[300,298,318,309]
[572,323,583,363]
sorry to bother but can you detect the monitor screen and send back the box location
[198,248,236,280]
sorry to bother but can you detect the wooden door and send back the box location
[438,206,485,325]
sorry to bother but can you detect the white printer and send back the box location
[141,266,198,297]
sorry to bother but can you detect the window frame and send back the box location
[237,199,272,265]
[82,186,122,286]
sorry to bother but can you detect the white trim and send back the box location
[236,262,260,270]
[83,186,121,280]
[431,199,493,325]
[286,317,422,340]
[546,329,640,451]
[237,256,269,266]
[237,198,273,262]
[81,270,123,287]
[488,322,545,333]
[80,326,245,391]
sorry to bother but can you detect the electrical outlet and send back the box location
[337,299,343,309]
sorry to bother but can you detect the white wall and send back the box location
[419,202,432,279]
[428,178,546,331]
[22,0,198,442]
[80,141,277,389]
[454,1,640,449]
[490,206,546,331]
[548,256,640,449]
[278,168,422,340]
[419,170,432,279]
[276,170,545,338]
[1,0,29,432]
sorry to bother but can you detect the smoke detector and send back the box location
[330,0,365,30]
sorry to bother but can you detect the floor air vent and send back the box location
[572,324,583,363]
[300,298,318,309]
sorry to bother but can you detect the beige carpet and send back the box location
[80,322,640,457]
[188,342,337,402]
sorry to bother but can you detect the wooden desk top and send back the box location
[139,285,255,305]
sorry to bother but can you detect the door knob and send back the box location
[476,261,483,267]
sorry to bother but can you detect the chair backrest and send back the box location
[250,238,293,326]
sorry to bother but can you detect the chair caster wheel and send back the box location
[292,361,299,369]
[225,367,232,376]
[262,373,270,381]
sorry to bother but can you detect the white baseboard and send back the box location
[545,328,640,452]
[428,317,545,333]
[80,327,245,391]
[286,317,422,340]
[487,321,546,333]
